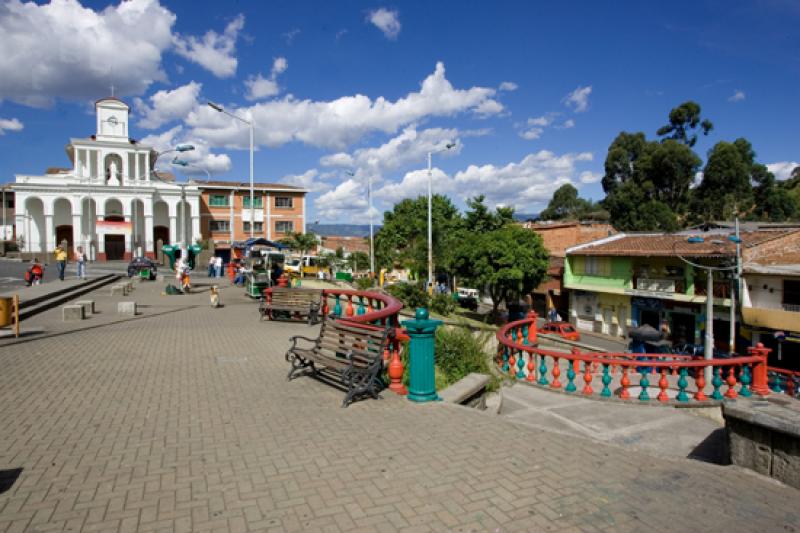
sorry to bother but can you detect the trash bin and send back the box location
[0,297,12,327]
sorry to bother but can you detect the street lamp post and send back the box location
[208,101,255,238]
[346,170,376,278]
[426,143,456,294]
[152,145,195,258]
[675,234,740,384]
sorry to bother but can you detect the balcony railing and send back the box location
[783,303,800,313]
[634,278,686,294]
[693,281,730,299]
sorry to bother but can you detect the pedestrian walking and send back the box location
[214,255,223,278]
[207,256,216,277]
[75,246,87,279]
[54,245,67,281]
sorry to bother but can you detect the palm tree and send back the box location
[289,232,318,277]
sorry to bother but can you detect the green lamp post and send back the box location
[402,307,442,402]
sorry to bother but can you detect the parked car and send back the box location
[127,256,157,280]
[541,321,581,341]
[456,287,479,311]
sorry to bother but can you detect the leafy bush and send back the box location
[435,326,497,389]
[355,277,374,290]
[386,282,429,310]
[392,324,499,392]
[430,293,455,316]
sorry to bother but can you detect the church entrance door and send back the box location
[105,235,125,260]
[55,225,73,256]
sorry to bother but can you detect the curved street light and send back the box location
[426,142,456,294]
[208,101,255,238]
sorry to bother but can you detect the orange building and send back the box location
[198,181,307,252]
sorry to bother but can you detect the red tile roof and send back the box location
[570,230,796,257]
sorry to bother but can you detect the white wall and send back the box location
[744,275,785,310]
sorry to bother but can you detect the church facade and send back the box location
[12,97,201,261]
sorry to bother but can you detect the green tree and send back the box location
[450,224,548,314]
[463,195,514,232]
[284,232,319,277]
[601,132,700,231]
[691,139,758,222]
[539,183,592,220]
[347,251,370,273]
[374,194,462,277]
[656,100,713,147]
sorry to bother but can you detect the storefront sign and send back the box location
[631,296,663,310]
[96,220,131,236]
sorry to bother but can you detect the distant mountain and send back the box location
[307,224,380,237]
[513,213,539,221]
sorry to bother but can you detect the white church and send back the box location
[12,96,200,261]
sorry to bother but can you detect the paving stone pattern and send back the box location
[0,283,798,532]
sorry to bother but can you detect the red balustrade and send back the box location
[496,316,772,405]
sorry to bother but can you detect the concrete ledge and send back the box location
[723,400,800,489]
[62,304,85,321]
[117,301,137,316]
[110,285,125,296]
[439,373,491,409]
[74,300,95,315]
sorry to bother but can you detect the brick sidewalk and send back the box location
[0,285,797,532]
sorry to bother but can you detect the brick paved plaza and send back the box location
[0,281,798,532]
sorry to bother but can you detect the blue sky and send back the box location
[1,0,798,222]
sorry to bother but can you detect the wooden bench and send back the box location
[259,288,323,324]
[285,320,391,407]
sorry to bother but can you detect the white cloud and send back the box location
[320,126,459,176]
[728,89,746,102]
[519,112,574,139]
[283,28,300,45]
[499,81,518,92]
[366,8,401,40]
[173,14,244,78]
[0,117,23,135]
[373,168,452,201]
[528,115,554,127]
[244,57,289,101]
[519,127,543,140]
[474,99,504,117]
[368,150,595,215]
[767,161,799,181]
[562,85,592,112]
[280,169,330,193]
[315,178,369,220]
[579,170,602,184]
[0,0,175,107]
[140,125,231,176]
[452,151,594,208]
[134,81,201,129]
[187,62,501,150]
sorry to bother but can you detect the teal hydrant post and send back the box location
[402,307,442,402]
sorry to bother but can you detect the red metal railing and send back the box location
[496,315,771,402]
[263,286,408,395]
[768,367,800,398]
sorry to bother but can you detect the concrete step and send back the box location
[16,275,121,320]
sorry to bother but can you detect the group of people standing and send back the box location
[207,256,224,278]
[25,245,88,286]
